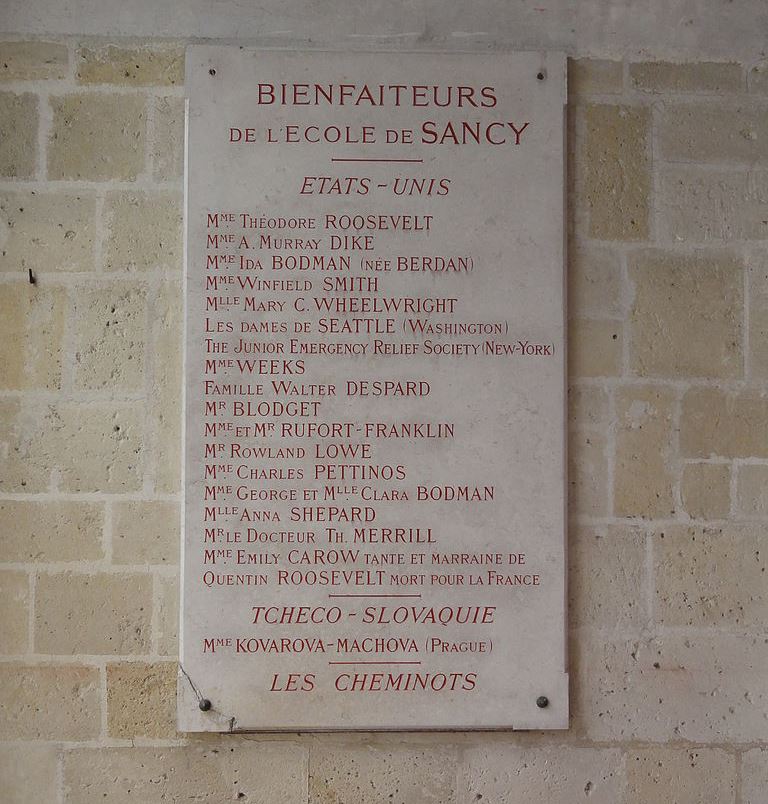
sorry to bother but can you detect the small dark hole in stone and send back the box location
[209,68,216,76]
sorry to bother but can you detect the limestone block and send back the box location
[572,631,768,741]
[49,93,146,180]
[462,744,624,804]
[152,281,183,493]
[0,571,28,654]
[568,246,622,319]
[630,61,743,93]
[568,59,623,95]
[72,281,147,390]
[653,524,767,628]
[0,745,58,804]
[309,744,457,804]
[614,386,675,518]
[104,190,182,272]
[0,190,96,272]
[0,399,144,493]
[568,384,610,429]
[35,571,152,654]
[569,318,622,377]
[658,168,768,241]
[680,463,731,519]
[152,95,185,180]
[112,500,179,564]
[0,500,103,562]
[736,464,768,517]
[748,257,768,380]
[0,41,68,80]
[155,573,179,656]
[0,663,100,739]
[624,747,736,804]
[582,104,649,240]
[569,525,647,630]
[569,429,609,517]
[742,749,768,804]
[0,283,66,390]
[0,92,37,177]
[628,250,743,379]
[107,661,177,738]
[76,44,184,86]
[63,742,307,803]
[680,389,768,458]
[659,102,768,163]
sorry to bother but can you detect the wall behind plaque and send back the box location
[0,1,767,800]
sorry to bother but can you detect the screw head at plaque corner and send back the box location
[199,698,212,712]
[536,696,549,709]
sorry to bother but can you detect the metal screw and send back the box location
[199,698,212,711]
[536,695,549,708]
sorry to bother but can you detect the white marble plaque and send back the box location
[180,46,567,731]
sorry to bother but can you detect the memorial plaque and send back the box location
[180,46,567,731]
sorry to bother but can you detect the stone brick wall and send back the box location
[0,39,767,803]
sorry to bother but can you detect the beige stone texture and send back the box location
[107,661,177,738]
[35,571,152,654]
[568,246,622,319]
[0,571,28,654]
[572,631,768,741]
[569,525,647,630]
[568,384,610,429]
[659,102,768,163]
[104,191,182,272]
[309,744,457,804]
[462,745,624,804]
[0,190,96,272]
[624,748,736,804]
[749,61,768,93]
[153,280,183,493]
[658,168,768,241]
[0,500,103,562]
[630,61,743,93]
[653,524,767,628]
[0,399,144,493]
[0,92,37,177]
[582,104,649,240]
[749,256,768,380]
[112,500,179,564]
[568,58,623,95]
[155,573,179,655]
[49,93,146,180]
[736,464,768,517]
[614,386,675,518]
[76,44,184,86]
[569,429,608,517]
[0,283,66,390]
[569,318,622,377]
[63,742,307,803]
[72,282,147,390]
[629,250,743,378]
[680,462,731,519]
[0,41,68,80]
[0,663,100,739]
[742,749,768,804]
[152,95,185,179]
[680,388,768,458]
[0,744,59,804]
